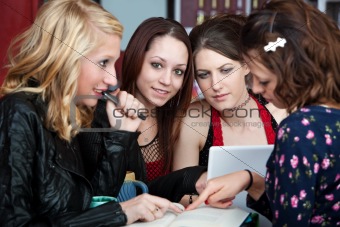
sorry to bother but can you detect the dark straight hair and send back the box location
[121,17,194,172]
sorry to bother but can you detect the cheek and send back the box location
[173,76,184,91]
[76,75,87,96]
[196,79,210,91]
[136,76,144,90]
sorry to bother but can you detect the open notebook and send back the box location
[127,203,249,227]
[207,145,274,227]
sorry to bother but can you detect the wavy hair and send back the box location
[241,0,340,113]
[121,17,194,172]
[0,0,123,141]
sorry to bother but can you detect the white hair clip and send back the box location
[264,37,287,52]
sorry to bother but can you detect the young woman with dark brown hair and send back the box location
[188,1,340,226]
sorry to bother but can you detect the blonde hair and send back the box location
[0,0,123,141]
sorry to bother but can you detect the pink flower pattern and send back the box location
[290,155,299,169]
[311,216,324,224]
[262,106,340,226]
[325,134,332,145]
[280,194,285,205]
[291,195,299,208]
[303,156,309,166]
[299,190,307,200]
[332,202,339,212]
[322,158,330,169]
[277,128,284,140]
[325,194,334,201]
[314,163,320,174]
[306,130,314,139]
[301,118,310,126]
[279,155,285,167]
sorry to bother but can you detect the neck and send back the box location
[228,94,251,112]
[219,94,257,124]
[138,116,158,145]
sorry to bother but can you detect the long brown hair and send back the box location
[241,0,340,113]
[121,17,194,172]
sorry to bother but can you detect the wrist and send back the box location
[245,171,265,201]
[244,169,253,191]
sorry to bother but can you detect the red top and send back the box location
[212,95,276,146]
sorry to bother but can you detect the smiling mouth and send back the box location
[153,88,169,94]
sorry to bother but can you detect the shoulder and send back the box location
[182,99,211,124]
[281,106,339,129]
[187,99,211,114]
[0,92,43,122]
[275,106,340,148]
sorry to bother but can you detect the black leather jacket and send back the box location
[80,100,207,203]
[0,92,137,226]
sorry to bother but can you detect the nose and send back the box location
[103,67,118,87]
[158,70,171,86]
[211,73,222,91]
[251,77,264,94]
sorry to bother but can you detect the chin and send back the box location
[271,101,285,109]
[149,98,169,108]
[81,100,98,107]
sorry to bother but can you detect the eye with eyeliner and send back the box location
[151,62,162,69]
[221,68,233,75]
[259,81,269,86]
[99,59,109,68]
[174,68,184,76]
[196,71,209,79]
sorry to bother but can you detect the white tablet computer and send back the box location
[207,145,274,180]
[207,145,274,227]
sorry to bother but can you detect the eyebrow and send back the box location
[150,56,165,62]
[196,63,233,72]
[150,56,187,67]
[217,63,233,69]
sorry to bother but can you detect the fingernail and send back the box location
[205,200,209,205]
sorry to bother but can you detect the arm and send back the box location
[186,170,266,210]
[0,100,39,225]
[173,101,210,170]
[0,97,129,226]
[90,130,143,196]
[80,99,146,196]
[147,166,207,202]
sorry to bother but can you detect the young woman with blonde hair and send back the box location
[0,0,180,225]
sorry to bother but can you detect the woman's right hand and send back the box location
[120,193,183,225]
[187,170,251,210]
[106,90,145,132]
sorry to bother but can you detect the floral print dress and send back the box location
[265,106,340,226]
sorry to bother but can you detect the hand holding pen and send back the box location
[102,85,146,120]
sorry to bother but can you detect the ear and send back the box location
[243,63,250,76]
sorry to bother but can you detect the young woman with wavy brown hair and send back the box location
[188,1,340,226]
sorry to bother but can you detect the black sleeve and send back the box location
[246,192,273,221]
[24,202,127,227]
[79,100,146,196]
[147,166,207,202]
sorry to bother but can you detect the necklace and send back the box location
[228,94,251,112]
[139,119,157,144]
